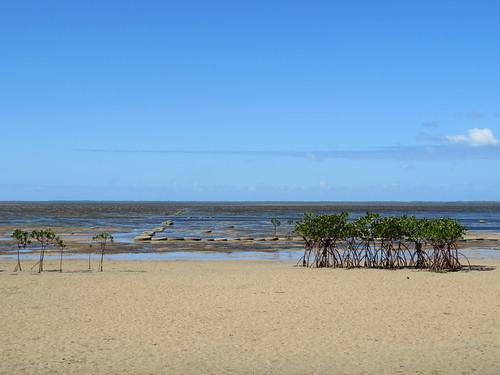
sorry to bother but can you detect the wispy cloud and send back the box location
[78,143,500,161]
[466,112,485,120]
[422,121,439,128]
[454,111,486,121]
[446,128,499,147]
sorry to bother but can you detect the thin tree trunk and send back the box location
[415,242,425,268]
[38,246,44,273]
[16,247,22,272]
[59,250,63,272]
[99,244,105,272]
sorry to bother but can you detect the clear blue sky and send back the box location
[1,0,500,201]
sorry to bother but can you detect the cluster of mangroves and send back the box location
[294,213,468,272]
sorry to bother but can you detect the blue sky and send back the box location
[1,0,500,201]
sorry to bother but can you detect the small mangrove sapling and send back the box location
[12,229,30,272]
[31,229,57,273]
[88,244,93,270]
[270,218,281,236]
[56,237,66,272]
[286,219,294,239]
[92,232,113,272]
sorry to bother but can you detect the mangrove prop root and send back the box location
[300,238,466,272]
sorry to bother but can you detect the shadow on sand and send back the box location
[44,269,93,274]
[465,264,496,272]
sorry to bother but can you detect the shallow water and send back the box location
[0,250,301,262]
[2,248,499,262]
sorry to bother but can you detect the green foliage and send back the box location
[424,218,466,243]
[12,229,31,271]
[30,228,57,273]
[295,212,349,241]
[285,219,295,239]
[296,212,465,243]
[92,232,114,244]
[294,212,316,240]
[55,236,66,253]
[318,212,348,240]
[400,216,427,243]
[347,213,380,239]
[31,229,57,245]
[294,212,466,271]
[92,232,114,272]
[372,215,413,240]
[56,236,66,272]
[12,229,31,248]
[270,218,281,235]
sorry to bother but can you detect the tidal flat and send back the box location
[2,202,500,258]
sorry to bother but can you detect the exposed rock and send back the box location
[134,235,152,242]
[184,237,202,241]
[265,237,279,241]
[151,237,168,241]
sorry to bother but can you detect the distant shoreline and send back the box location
[2,200,500,204]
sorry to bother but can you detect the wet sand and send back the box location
[1,259,500,374]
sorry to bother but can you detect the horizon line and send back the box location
[2,200,500,204]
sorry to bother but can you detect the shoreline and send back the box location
[2,246,500,264]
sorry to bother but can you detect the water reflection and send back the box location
[2,248,499,262]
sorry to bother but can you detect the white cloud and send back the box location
[446,128,499,147]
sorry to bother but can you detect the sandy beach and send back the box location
[1,258,500,374]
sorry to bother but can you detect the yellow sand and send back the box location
[1,258,500,374]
